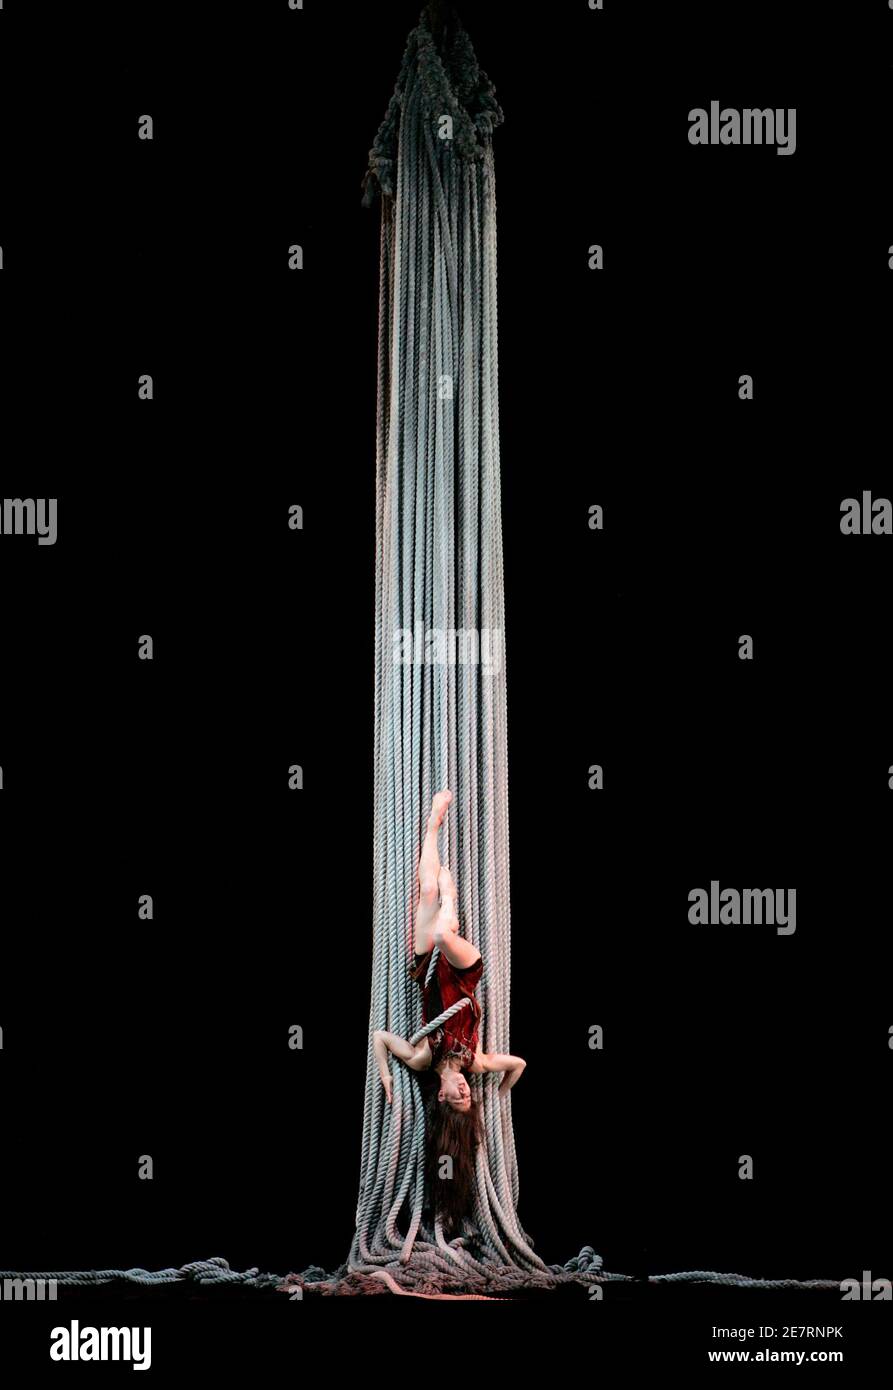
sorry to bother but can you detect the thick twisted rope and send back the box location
[0,1259,284,1291]
[345,5,533,1289]
[276,8,845,1300]
[0,1255,843,1296]
[409,995,470,1045]
[278,8,843,1300]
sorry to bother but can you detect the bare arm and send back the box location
[373,1029,430,1103]
[474,1051,527,1096]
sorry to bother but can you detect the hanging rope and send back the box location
[0,7,845,1302]
[277,7,844,1299]
[322,3,555,1296]
[409,996,471,1046]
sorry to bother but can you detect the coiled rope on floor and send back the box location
[0,1259,284,1291]
[0,1258,843,1297]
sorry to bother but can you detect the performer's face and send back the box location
[439,1071,471,1111]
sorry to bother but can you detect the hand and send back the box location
[380,1070,393,1104]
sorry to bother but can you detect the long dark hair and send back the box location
[421,1073,483,1236]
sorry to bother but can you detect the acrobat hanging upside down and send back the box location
[373,790,526,1231]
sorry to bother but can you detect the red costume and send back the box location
[409,946,484,1071]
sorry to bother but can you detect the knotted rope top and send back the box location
[361,9,504,205]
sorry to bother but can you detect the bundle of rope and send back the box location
[276,5,842,1300]
[0,6,843,1302]
[316,1,561,1296]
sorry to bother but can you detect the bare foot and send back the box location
[428,789,453,831]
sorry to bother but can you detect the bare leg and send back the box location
[414,789,452,956]
[433,864,481,970]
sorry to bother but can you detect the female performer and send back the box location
[373,790,526,1231]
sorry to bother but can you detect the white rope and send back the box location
[342,6,544,1294]
[285,8,843,1299]
[409,996,471,1045]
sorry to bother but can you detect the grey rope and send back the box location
[649,1271,842,1290]
[0,1259,285,1291]
[278,7,843,1299]
[409,995,471,1045]
[0,8,845,1302]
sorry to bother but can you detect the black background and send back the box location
[0,0,891,1369]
